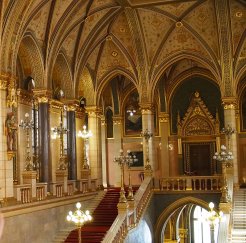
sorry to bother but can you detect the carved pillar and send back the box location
[0,73,14,200]
[66,103,77,180]
[222,97,239,185]
[112,115,123,186]
[159,112,170,177]
[101,116,107,187]
[87,106,102,186]
[140,103,156,171]
[33,89,52,191]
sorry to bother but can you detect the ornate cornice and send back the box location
[222,97,238,110]
[33,89,52,104]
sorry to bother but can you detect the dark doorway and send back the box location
[190,144,210,175]
[184,143,215,176]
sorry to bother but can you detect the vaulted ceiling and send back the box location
[0,0,246,105]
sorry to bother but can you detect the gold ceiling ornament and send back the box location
[111,51,118,57]
[235,11,243,18]
[176,21,183,28]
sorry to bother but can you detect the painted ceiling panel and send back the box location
[137,8,174,65]
[156,25,210,66]
[96,39,134,85]
[61,25,80,61]
[89,0,118,14]
[155,1,196,18]
[230,0,246,54]
[78,8,113,52]
[184,0,219,58]
[110,12,136,64]
[50,0,74,33]
[28,1,52,43]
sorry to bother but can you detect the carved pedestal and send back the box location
[22,170,37,198]
[56,170,68,194]
[81,169,91,190]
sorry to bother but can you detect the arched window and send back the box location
[192,205,219,243]
[106,108,113,138]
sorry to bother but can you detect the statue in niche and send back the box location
[5,112,17,151]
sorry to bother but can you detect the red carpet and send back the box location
[65,188,120,243]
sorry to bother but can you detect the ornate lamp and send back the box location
[51,117,69,170]
[113,149,135,203]
[67,202,92,243]
[140,129,153,171]
[78,125,92,169]
[206,202,224,243]
[213,145,233,202]
[19,113,34,171]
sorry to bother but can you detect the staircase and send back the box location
[52,190,106,243]
[231,189,246,242]
[64,188,120,243]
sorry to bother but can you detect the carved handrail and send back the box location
[159,176,222,191]
[102,176,153,243]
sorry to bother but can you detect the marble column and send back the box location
[159,112,170,177]
[87,106,102,186]
[140,103,156,171]
[112,115,123,186]
[222,97,238,185]
[67,105,77,180]
[0,74,14,200]
[101,117,107,187]
[33,89,52,191]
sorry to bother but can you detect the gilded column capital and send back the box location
[33,89,52,103]
[49,99,64,112]
[86,106,102,117]
[139,102,155,114]
[222,97,238,110]
[159,112,169,123]
[113,115,123,125]
[64,99,80,112]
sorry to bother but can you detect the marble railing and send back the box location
[159,176,222,191]
[102,176,153,243]
[11,178,95,205]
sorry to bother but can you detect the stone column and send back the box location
[112,115,123,186]
[0,74,14,200]
[101,116,107,187]
[159,112,170,177]
[140,103,156,171]
[87,106,102,186]
[222,97,238,185]
[33,89,52,191]
[66,104,77,180]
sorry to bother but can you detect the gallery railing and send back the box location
[159,176,222,192]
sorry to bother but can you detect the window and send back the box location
[193,206,219,243]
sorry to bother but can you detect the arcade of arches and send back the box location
[0,0,246,242]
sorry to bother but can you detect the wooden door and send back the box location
[184,143,215,176]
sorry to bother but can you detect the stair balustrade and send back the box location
[102,176,153,243]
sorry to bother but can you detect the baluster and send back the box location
[177,179,180,190]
